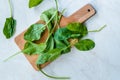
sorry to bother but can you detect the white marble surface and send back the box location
[0,0,120,80]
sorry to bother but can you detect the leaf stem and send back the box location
[55,0,58,11]
[43,10,58,43]
[88,25,107,32]
[37,65,70,79]
[54,0,60,29]
[62,44,71,51]
[3,51,21,62]
[45,20,57,43]
[8,0,13,17]
[40,69,70,79]
[45,10,58,43]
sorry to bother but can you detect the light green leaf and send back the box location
[23,41,46,55]
[40,8,57,31]
[48,48,62,61]
[24,24,45,41]
[29,0,43,8]
[36,48,62,65]
[36,53,50,65]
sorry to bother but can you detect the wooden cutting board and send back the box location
[15,4,96,70]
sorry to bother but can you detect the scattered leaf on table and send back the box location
[3,17,16,39]
[29,0,43,8]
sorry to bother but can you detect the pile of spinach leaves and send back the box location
[23,0,96,79]
[4,0,106,79]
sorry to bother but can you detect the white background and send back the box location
[0,0,120,80]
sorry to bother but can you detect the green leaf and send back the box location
[55,39,71,53]
[24,24,45,41]
[75,39,95,51]
[3,17,16,39]
[29,0,43,8]
[40,8,57,31]
[23,41,46,55]
[36,53,50,65]
[48,48,62,61]
[67,22,88,36]
[54,27,81,40]
[36,48,62,65]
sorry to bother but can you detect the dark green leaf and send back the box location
[3,17,16,39]
[75,39,95,51]
[67,22,88,36]
[23,41,46,55]
[24,24,45,41]
[44,36,54,52]
[55,39,71,53]
[29,0,43,8]
[54,27,81,40]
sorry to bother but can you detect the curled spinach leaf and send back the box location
[40,8,57,32]
[29,0,43,8]
[3,17,16,39]
[23,41,46,55]
[67,22,88,37]
[40,8,57,31]
[24,24,45,41]
[75,39,95,51]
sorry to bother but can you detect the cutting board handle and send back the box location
[60,4,96,26]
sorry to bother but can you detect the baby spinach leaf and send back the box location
[55,40,66,49]
[62,40,71,53]
[55,39,71,53]
[67,22,88,37]
[48,48,62,61]
[54,27,81,40]
[29,0,43,8]
[75,39,95,51]
[36,53,50,65]
[36,48,62,65]
[24,24,45,41]
[23,41,46,55]
[3,17,16,39]
[40,8,57,31]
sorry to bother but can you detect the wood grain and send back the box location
[15,4,96,70]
